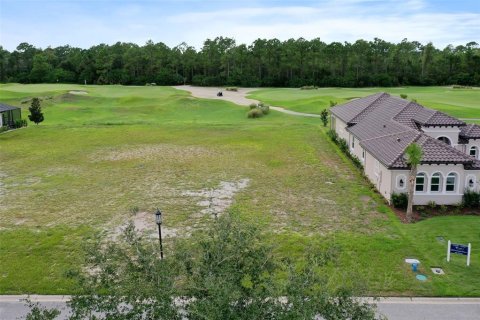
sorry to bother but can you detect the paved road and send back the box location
[1,296,479,320]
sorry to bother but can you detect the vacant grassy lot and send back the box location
[248,86,480,119]
[0,84,479,296]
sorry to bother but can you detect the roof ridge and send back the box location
[361,129,415,142]
[349,92,389,123]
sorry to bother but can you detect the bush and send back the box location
[0,126,8,133]
[327,129,338,143]
[463,189,480,208]
[13,119,27,128]
[300,85,318,90]
[247,109,264,118]
[225,87,238,91]
[259,105,270,115]
[249,103,257,110]
[400,93,408,99]
[391,192,408,209]
[427,200,436,210]
[338,138,349,153]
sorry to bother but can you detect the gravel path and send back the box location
[173,85,320,118]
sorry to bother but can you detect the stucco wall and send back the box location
[463,140,480,160]
[363,150,392,201]
[391,164,479,205]
[421,126,461,148]
[333,116,349,142]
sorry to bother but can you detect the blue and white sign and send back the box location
[450,244,469,255]
[447,241,471,266]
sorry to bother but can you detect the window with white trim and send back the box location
[430,173,442,192]
[446,173,457,192]
[470,146,478,159]
[415,173,426,192]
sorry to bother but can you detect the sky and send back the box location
[0,0,479,51]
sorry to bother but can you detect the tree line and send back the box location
[1,37,479,87]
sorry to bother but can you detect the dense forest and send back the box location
[1,37,479,87]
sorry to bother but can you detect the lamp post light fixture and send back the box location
[155,208,164,259]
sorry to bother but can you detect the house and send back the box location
[330,93,480,205]
[0,103,22,128]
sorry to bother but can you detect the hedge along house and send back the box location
[0,103,22,128]
[330,93,480,205]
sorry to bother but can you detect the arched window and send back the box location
[470,146,478,159]
[415,173,426,192]
[430,173,442,192]
[437,136,451,145]
[446,173,457,192]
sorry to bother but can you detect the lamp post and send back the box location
[155,208,164,259]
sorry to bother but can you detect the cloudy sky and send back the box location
[0,0,479,51]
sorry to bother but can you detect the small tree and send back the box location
[320,109,329,127]
[405,143,423,222]
[28,98,44,125]
[27,213,379,319]
[329,100,337,107]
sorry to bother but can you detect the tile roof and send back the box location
[331,93,477,169]
[0,103,20,112]
[460,124,480,139]
[330,92,385,124]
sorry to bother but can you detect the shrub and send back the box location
[463,189,480,208]
[327,129,338,143]
[249,103,257,110]
[439,205,448,214]
[329,100,338,107]
[259,105,270,115]
[247,109,264,118]
[400,93,408,99]
[0,126,8,133]
[338,138,349,153]
[300,85,318,90]
[225,87,238,91]
[391,192,408,209]
[427,201,436,210]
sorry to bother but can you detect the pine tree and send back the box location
[28,98,44,124]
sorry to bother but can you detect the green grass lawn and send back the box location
[248,86,480,119]
[1,84,479,296]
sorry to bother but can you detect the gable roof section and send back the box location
[362,131,419,168]
[390,134,474,168]
[0,103,20,112]
[330,92,386,124]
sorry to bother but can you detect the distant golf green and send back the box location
[0,84,479,296]
[248,86,480,119]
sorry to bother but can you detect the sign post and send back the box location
[447,240,471,266]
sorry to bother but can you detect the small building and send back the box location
[330,93,480,205]
[0,103,22,128]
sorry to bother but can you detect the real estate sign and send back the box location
[447,240,471,266]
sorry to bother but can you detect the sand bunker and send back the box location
[69,90,88,95]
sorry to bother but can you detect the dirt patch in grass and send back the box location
[91,144,220,162]
[182,179,250,218]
